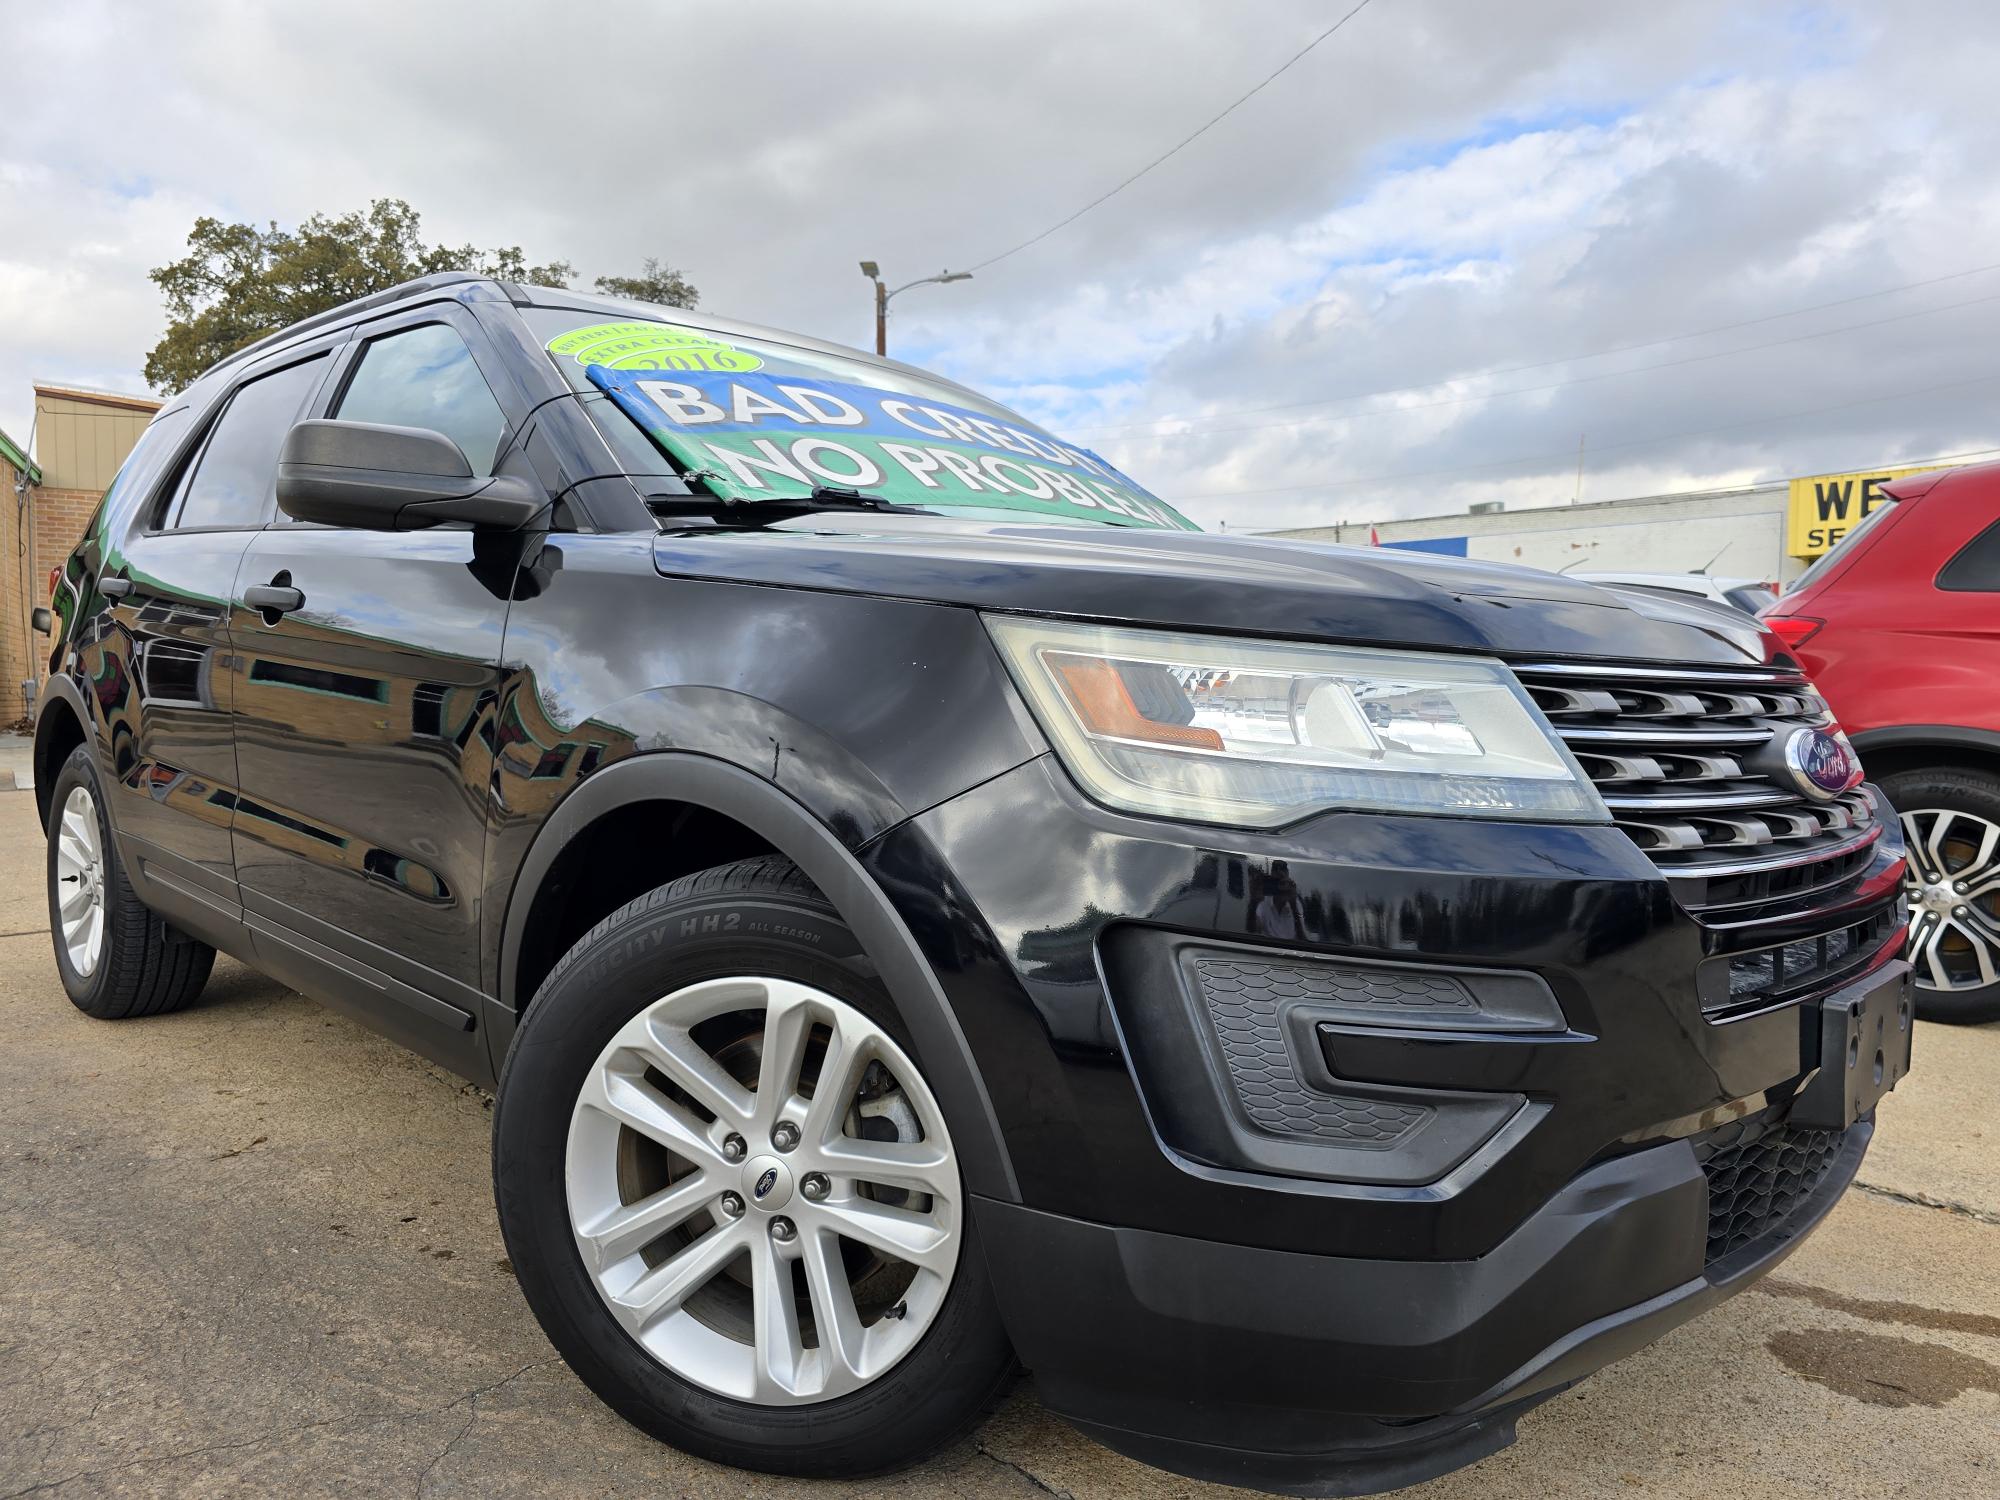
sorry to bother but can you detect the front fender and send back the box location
[490,750,1020,1202]
[579,683,915,846]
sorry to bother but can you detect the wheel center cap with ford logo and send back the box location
[742,1155,792,1211]
[1783,726,1862,802]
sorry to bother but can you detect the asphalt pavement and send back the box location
[1,775,1996,1499]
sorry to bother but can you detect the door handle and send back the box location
[244,576,305,619]
[98,575,133,599]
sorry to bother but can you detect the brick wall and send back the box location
[0,458,34,727]
[0,479,103,728]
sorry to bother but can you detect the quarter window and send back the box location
[1938,519,2000,592]
[168,355,330,529]
[334,323,508,476]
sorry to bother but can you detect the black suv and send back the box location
[35,273,1915,1495]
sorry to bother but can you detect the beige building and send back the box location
[1,384,162,725]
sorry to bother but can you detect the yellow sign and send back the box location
[1786,463,1950,559]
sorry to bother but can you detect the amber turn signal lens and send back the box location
[1048,655,1224,751]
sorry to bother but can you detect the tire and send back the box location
[1879,765,2000,1024]
[493,855,1015,1478]
[45,744,216,1020]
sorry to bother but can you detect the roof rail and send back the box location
[197,271,490,385]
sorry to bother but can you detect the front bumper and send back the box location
[976,1116,1870,1496]
[859,754,1907,1490]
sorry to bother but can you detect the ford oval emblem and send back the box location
[753,1167,779,1200]
[1784,726,1861,802]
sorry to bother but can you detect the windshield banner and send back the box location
[586,364,1195,530]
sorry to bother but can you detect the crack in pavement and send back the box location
[1,1360,556,1500]
[1855,1179,2000,1227]
[976,1444,1075,1499]
[412,1360,552,1500]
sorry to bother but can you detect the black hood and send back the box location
[652,516,1787,667]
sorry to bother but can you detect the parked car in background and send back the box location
[1573,571,1777,615]
[1762,463,2000,1022]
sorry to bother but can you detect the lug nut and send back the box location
[1955,906,1970,918]
[771,1122,800,1153]
[770,1217,796,1243]
[1956,881,1970,894]
[801,1172,830,1201]
[721,1133,747,1162]
[719,1191,744,1219]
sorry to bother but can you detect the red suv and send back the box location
[1763,464,2000,1022]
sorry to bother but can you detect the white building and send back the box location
[1262,461,1954,586]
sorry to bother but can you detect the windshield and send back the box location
[1723,583,1777,613]
[524,308,1196,531]
[1788,496,1899,594]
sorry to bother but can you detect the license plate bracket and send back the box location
[1791,960,1915,1130]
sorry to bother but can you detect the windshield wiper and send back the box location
[644,485,933,528]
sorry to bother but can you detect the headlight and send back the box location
[985,616,1607,828]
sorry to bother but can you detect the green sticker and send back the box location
[545,321,764,373]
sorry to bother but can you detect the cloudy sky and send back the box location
[4,0,1999,530]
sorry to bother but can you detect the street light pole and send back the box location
[858,262,972,357]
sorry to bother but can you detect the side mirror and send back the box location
[30,606,51,635]
[275,420,547,532]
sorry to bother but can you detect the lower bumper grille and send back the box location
[1704,907,1904,1020]
[1696,1119,1844,1264]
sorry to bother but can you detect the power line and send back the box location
[1074,259,2000,435]
[965,0,1377,274]
[1158,367,2000,501]
[1108,285,2000,443]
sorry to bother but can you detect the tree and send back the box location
[143,198,582,393]
[593,257,699,310]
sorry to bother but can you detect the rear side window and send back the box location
[1938,519,2000,592]
[168,355,330,529]
[334,323,507,476]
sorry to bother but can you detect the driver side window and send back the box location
[334,323,508,477]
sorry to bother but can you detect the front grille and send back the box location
[1703,907,1904,1019]
[1513,661,1882,912]
[1695,1118,1845,1264]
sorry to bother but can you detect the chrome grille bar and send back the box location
[1514,660,1881,910]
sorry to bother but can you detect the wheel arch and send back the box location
[493,750,1019,1201]
[31,677,93,827]
[1851,725,2000,788]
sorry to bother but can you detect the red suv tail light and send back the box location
[1765,615,1824,648]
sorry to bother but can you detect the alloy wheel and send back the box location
[1901,807,2000,992]
[53,786,106,978]
[565,976,960,1404]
